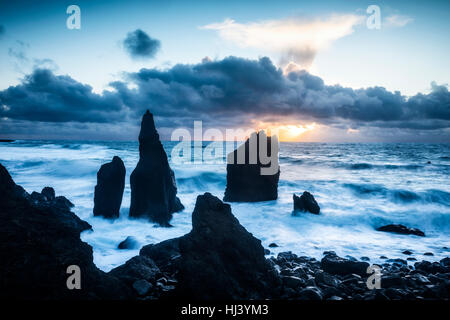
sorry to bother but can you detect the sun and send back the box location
[254,121,317,142]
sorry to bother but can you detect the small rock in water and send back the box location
[264,249,271,255]
[269,243,279,248]
[293,191,320,214]
[118,236,139,250]
[376,224,425,237]
[380,256,388,259]
[423,252,434,256]
[407,257,417,261]
[402,250,413,255]
[360,256,370,261]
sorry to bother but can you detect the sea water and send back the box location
[1,140,449,271]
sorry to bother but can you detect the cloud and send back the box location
[123,29,161,59]
[0,68,127,123]
[0,56,449,141]
[201,15,364,70]
[384,15,413,27]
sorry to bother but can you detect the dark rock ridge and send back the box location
[224,131,280,202]
[321,251,369,276]
[139,192,281,299]
[130,110,183,225]
[293,191,320,214]
[377,224,425,237]
[93,156,126,219]
[0,163,131,299]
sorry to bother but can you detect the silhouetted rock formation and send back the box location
[293,191,320,214]
[224,131,280,202]
[140,192,281,299]
[93,156,126,219]
[129,110,183,225]
[0,163,131,299]
[376,224,425,237]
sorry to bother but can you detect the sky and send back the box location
[0,0,449,142]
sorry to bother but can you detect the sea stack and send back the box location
[93,156,126,219]
[293,191,320,214]
[129,110,184,225]
[224,131,280,202]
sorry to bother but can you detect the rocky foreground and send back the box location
[0,163,449,300]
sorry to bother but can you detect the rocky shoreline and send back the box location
[1,163,449,300]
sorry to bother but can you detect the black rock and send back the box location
[424,252,434,256]
[118,236,139,250]
[293,191,320,214]
[130,110,184,225]
[269,242,279,248]
[109,255,160,287]
[376,224,425,237]
[132,279,152,296]
[402,250,413,255]
[298,286,323,300]
[321,252,369,276]
[41,187,55,201]
[223,131,280,202]
[0,163,131,299]
[93,156,125,219]
[142,192,281,299]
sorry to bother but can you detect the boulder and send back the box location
[130,110,184,225]
[93,156,126,219]
[293,191,320,214]
[140,192,281,299]
[0,163,131,299]
[321,252,369,277]
[223,131,280,202]
[376,224,425,237]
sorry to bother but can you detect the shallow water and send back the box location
[1,140,449,271]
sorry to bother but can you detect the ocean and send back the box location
[1,140,449,271]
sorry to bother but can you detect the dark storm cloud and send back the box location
[0,68,127,123]
[0,56,449,140]
[123,29,160,59]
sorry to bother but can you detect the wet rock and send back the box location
[380,256,388,259]
[129,110,184,225]
[269,242,279,248]
[298,286,323,300]
[360,256,370,261]
[132,279,152,296]
[118,236,139,250]
[321,252,369,276]
[0,163,131,299]
[293,191,320,214]
[223,131,280,202]
[376,224,425,237]
[424,252,434,256]
[41,187,55,201]
[109,255,160,286]
[93,156,125,219]
[264,249,271,255]
[174,193,280,299]
[282,276,305,289]
[402,250,413,255]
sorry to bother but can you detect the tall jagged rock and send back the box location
[140,192,281,299]
[224,131,280,202]
[93,156,126,219]
[129,110,183,225]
